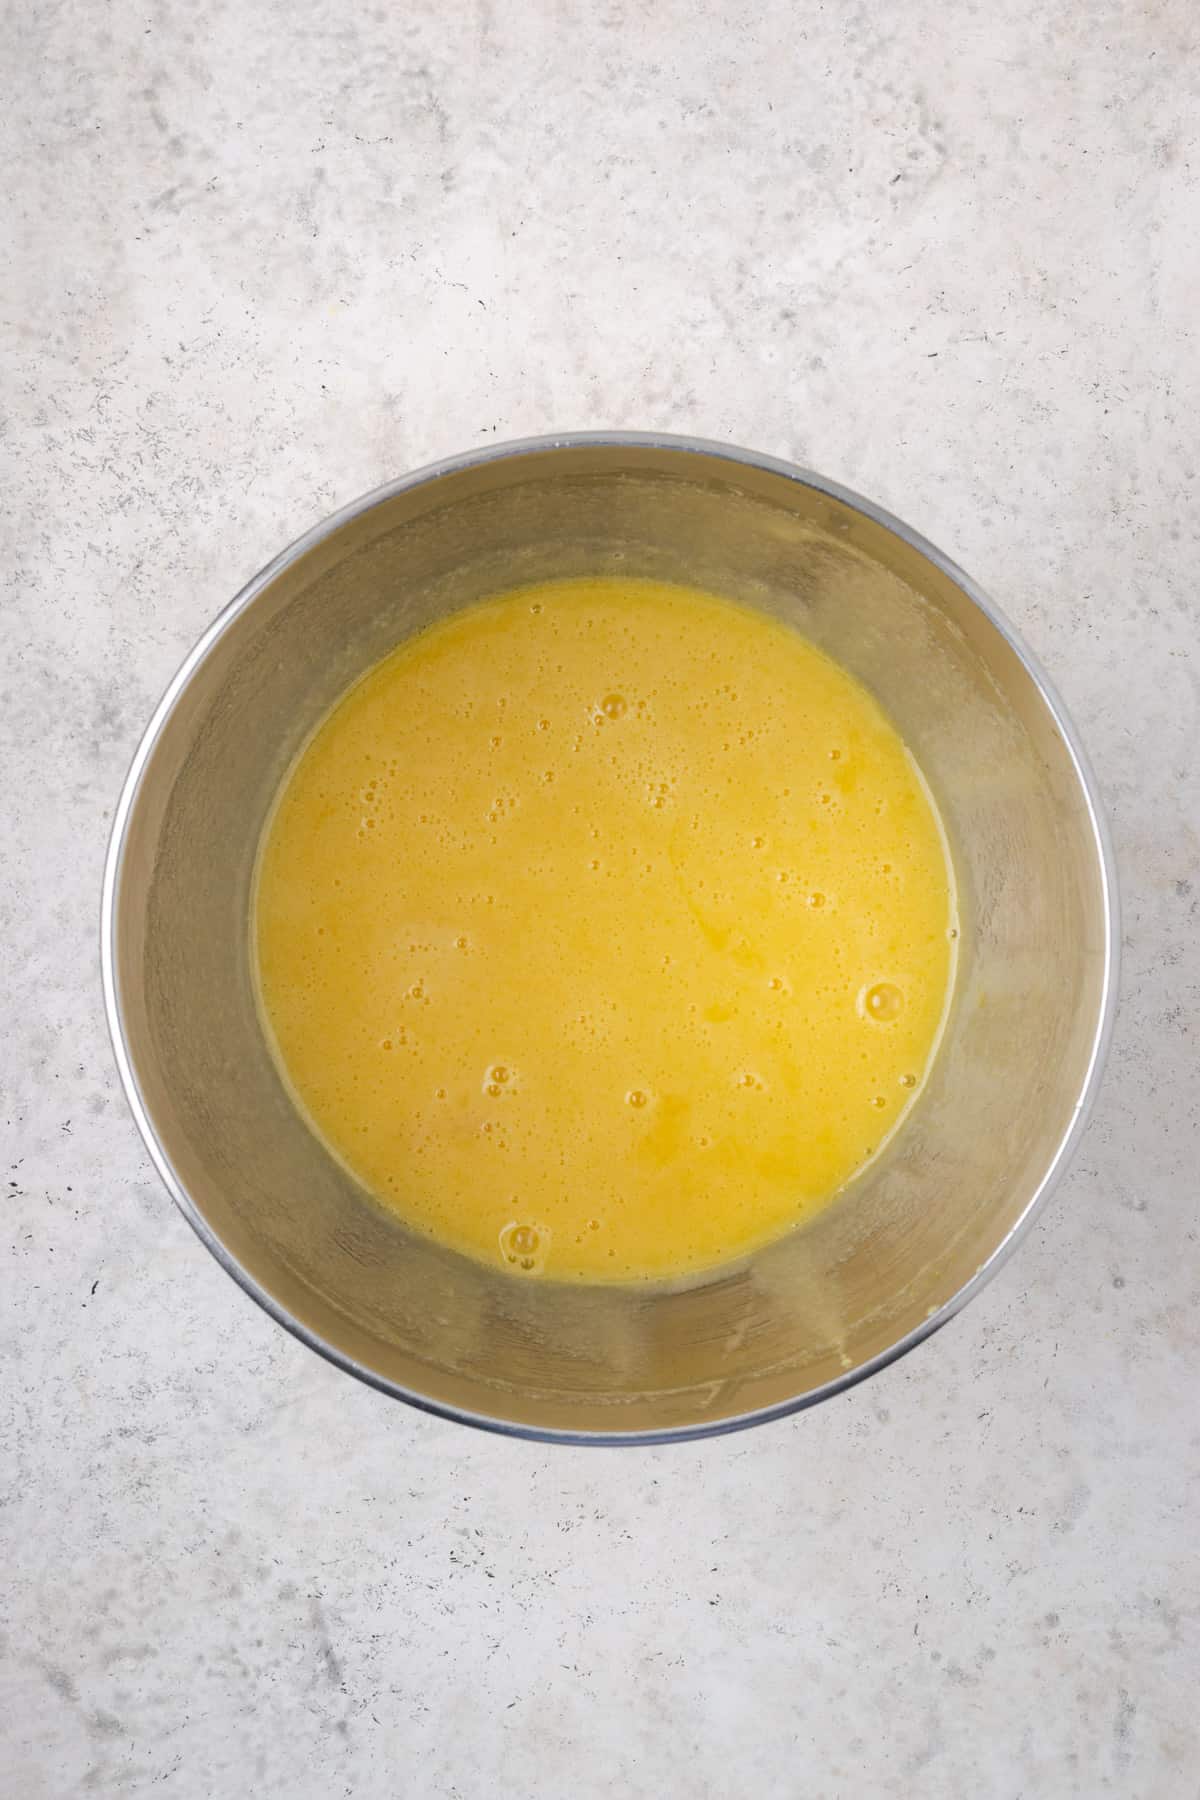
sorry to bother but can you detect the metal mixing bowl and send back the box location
[102,434,1118,1442]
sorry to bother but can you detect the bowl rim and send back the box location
[100,430,1121,1445]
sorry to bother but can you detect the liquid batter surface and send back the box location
[255,577,956,1283]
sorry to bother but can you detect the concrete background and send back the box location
[3,1,1197,1794]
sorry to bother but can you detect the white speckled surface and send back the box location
[3,2,1198,1794]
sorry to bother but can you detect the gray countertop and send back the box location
[3,2,1197,1795]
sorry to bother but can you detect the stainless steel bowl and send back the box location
[102,434,1118,1442]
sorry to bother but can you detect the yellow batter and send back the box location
[255,577,957,1283]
